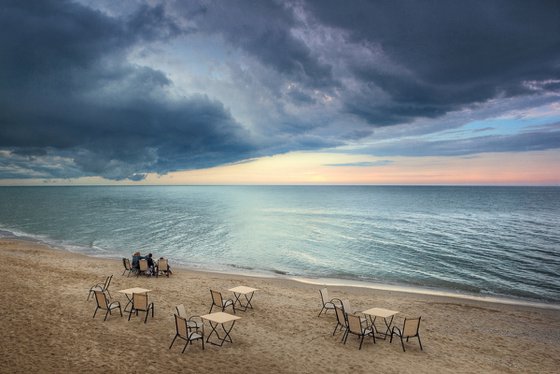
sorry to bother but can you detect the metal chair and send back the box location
[92,290,122,321]
[333,305,348,339]
[128,293,155,323]
[344,313,375,350]
[87,274,113,301]
[318,288,342,316]
[169,314,204,353]
[209,290,235,314]
[390,317,423,352]
[157,258,171,277]
[122,258,134,277]
[137,259,150,277]
[175,304,203,332]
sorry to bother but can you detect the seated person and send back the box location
[131,251,143,270]
[146,253,155,275]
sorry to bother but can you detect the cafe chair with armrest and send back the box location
[169,314,204,353]
[175,304,204,333]
[92,290,122,321]
[390,316,423,352]
[128,293,155,323]
[344,313,376,350]
[137,259,150,277]
[341,299,367,324]
[122,258,134,277]
[87,274,113,301]
[318,288,342,317]
[209,290,235,314]
[333,305,349,340]
[157,258,171,277]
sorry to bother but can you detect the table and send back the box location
[362,307,399,340]
[228,286,258,312]
[118,287,151,312]
[200,312,241,346]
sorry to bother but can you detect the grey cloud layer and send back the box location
[0,0,559,180]
[0,0,255,180]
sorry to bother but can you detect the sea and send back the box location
[0,185,559,306]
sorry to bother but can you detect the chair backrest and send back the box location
[139,259,148,272]
[210,290,223,306]
[403,317,421,337]
[176,304,187,318]
[133,293,149,310]
[94,290,108,309]
[346,313,363,334]
[341,299,353,314]
[319,288,329,305]
[158,258,168,270]
[174,314,188,338]
[123,258,132,270]
[103,275,113,290]
[335,305,347,326]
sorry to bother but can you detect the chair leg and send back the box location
[417,335,423,350]
[318,306,326,317]
[92,306,99,319]
[359,335,364,350]
[182,341,189,353]
[169,335,178,349]
[332,323,339,336]
[400,336,406,352]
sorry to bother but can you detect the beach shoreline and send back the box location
[4,230,558,311]
[1,237,559,373]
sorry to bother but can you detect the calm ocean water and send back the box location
[0,186,559,304]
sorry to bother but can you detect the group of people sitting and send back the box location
[131,251,171,276]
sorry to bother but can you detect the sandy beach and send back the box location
[1,238,559,374]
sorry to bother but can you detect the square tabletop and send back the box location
[201,311,242,324]
[228,286,259,294]
[118,287,151,294]
[362,307,399,318]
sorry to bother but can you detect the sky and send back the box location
[0,0,559,185]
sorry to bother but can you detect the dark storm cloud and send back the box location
[178,0,337,89]
[306,0,560,125]
[1,0,560,181]
[0,0,255,180]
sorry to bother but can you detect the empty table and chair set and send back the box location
[319,288,423,352]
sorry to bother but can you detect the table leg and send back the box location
[243,292,255,310]
[233,292,255,312]
[123,294,133,313]
[206,321,237,346]
[383,315,395,338]
[370,316,394,340]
